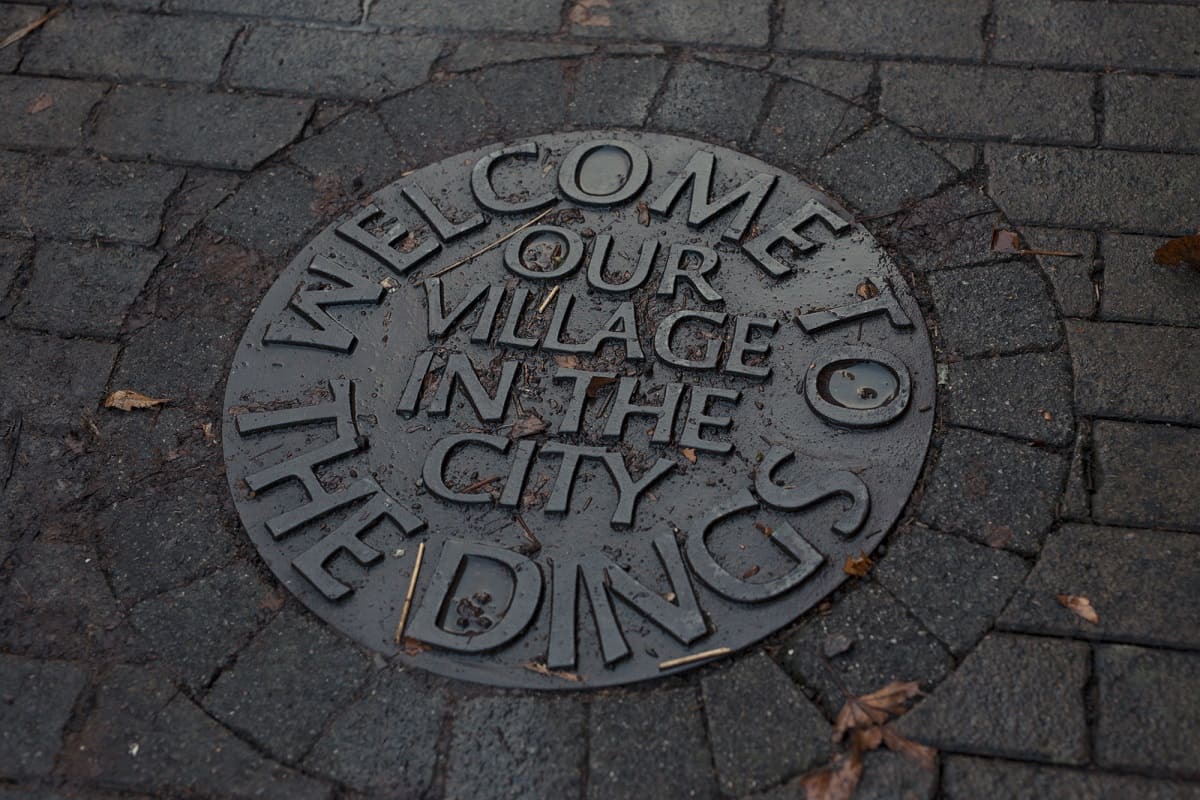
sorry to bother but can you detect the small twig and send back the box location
[514,514,541,554]
[0,5,62,50]
[430,205,557,278]
[461,475,500,493]
[1013,247,1082,258]
[538,285,560,313]
[393,541,426,645]
[658,647,733,671]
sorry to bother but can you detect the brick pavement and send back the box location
[1,1,1199,797]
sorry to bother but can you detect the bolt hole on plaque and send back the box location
[222,131,935,689]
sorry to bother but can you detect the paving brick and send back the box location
[994,0,1200,71]
[569,0,770,46]
[919,427,1066,554]
[0,75,106,151]
[22,9,239,83]
[373,0,561,33]
[443,40,594,72]
[0,152,181,245]
[986,144,1200,233]
[650,61,772,144]
[0,328,117,428]
[229,25,441,100]
[0,655,86,778]
[1096,645,1200,776]
[1001,524,1200,648]
[0,5,45,74]
[0,238,33,306]
[769,56,873,100]
[167,0,361,22]
[128,562,269,692]
[377,77,498,168]
[1092,420,1200,533]
[113,313,239,403]
[205,165,321,252]
[943,755,1200,800]
[1068,321,1200,426]
[927,262,1061,357]
[2,430,102,539]
[1019,226,1096,318]
[875,183,1001,272]
[942,352,1074,445]
[8,241,160,338]
[289,109,403,197]
[779,581,953,716]
[779,0,988,59]
[875,529,1029,655]
[880,64,1094,144]
[570,56,669,129]
[814,123,956,215]
[98,484,241,604]
[703,653,832,794]
[924,141,978,173]
[68,665,332,799]
[1105,74,1200,152]
[92,86,311,171]
[753,80,870,168]
[474,59,575,139]
[588,688,717,800]
[1100,233,1200,326]
[446,695,586,799]
[303,668,446,795]
[897,634,1089,764]
[204,609,372,763]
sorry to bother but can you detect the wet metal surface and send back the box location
[222,131,936,689]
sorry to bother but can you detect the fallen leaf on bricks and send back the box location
[636,200,650,226]
[1153,234,1200,271]
[1056,593,1099,624]
[843,552,874,577]
[681,447,697,463]
[800,748,863,800]
[855,278,880,300]
[568,0,611,27]
[104,390,169,411]
[832,681,922,741]
[25,93,53,114]
[881,726,937,770]
[585,374,617,398]
[509,412,547,439]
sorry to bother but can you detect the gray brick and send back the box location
[1020,226,1097,318]
[769,56,873,100]
[1101,233,1200,326]
[919,427,1066,554]
[67,665,331,799]
[588,688,716,800]
[1106,74,1200,152]
[814,123,956,215]
[898,634,1089,764]
[779,581,954,715]
[377,77,497,168]
[942,352,1074,445]
[944,755,1200,800]
[92,86,311,171]
[1092,420,1200,533]
[304,669,445,795]
[290,109,403,195]
[875,183,1000,272]
[0,152,181,245]
[1002,524,1200,649]
[570,56,669,129]
[129,563,269,692]
[753,80,870,168]
[446,695,586,800]
[925,140,978,172]
[205,166,321,252]
[9,241,159,337]
[0,655,86,779]
[570,0,770,46]
[927,262,1061,357]
[0,6,45,74]
[994,0,1200,71]
[986,144,1200,232]
[650,61,772,144]
[204,609,372,763]
[373,0,561,33]
[880,64,1094,144]
[229,25,441,100]
[1068,321,1200,425]
[875,529,1029,655]
[1096,645,1200,776]
[472,60,572,139]
[22,9,239,83]
[113,313,239,403]
[0,328,117,427]
[779,0,988,59]
[167,0,361,23]
[2,430,101,540]
[0,75,106,151]
[703,653,831,794]
[443,40,594,73]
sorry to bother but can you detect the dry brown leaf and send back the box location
[881,725,937,770]
[754,521,774,536]
[799,749,863,800]
[510,413,547,439]
[523,661,582,682]
[832,681,922,742]
[568,0,611,26]
[554,354,580,369]
[402,636,430,655]
[1056,593,1099,624]
[1153,234,1200,271]
[855,279,880,300]
[0,6,63,50]
[681,447,697,463]
[104,390,169,411]
[991,228,1022,253]
[636,200,650,226]
[25,93,53,114]
[843,552,874,577]
[585,374,617,399]
[741,565,761,579]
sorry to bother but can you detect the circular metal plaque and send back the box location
[222,131,935,689]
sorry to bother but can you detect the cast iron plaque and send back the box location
[222,131,935,689]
